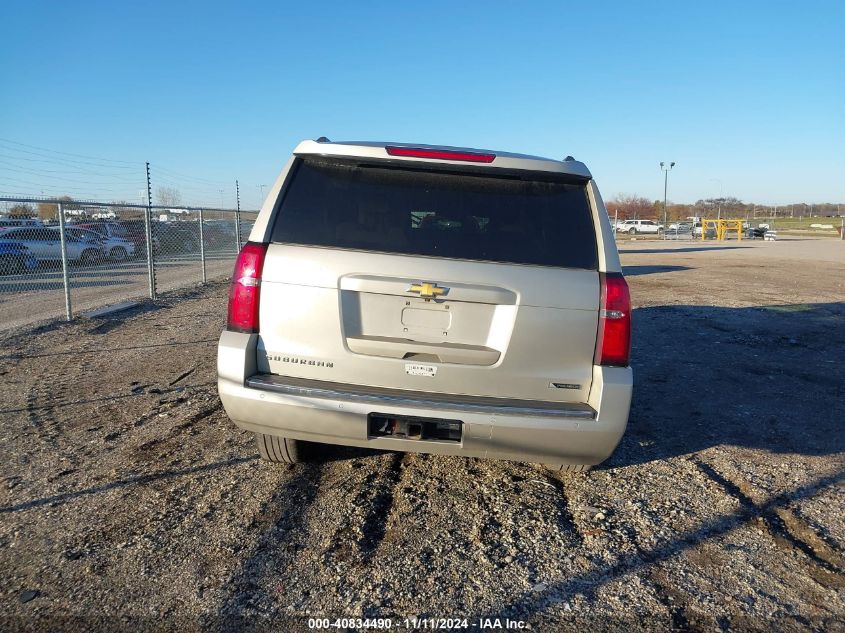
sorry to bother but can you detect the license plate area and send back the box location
[368,413,462,442]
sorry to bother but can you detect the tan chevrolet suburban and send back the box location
[217,140,632,471]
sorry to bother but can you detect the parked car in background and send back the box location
[118,220,161,254]
[744,225,767,239]
[75,221,147,258]
[156,221,202,254]
[692,221,717,238]
[218,139,632,471]
[65,227,136,261]
[200,221,238,252]
[0,227,105,265]
[615,219,663,234]
[0,240,38,274]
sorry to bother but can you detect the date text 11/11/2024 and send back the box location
[307,617,529,630]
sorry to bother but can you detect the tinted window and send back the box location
[82,225,108,236]
[67,229,92,242]
[271,158,597,269]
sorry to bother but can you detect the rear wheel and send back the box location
[80,249,99,266]
[110,246,128,261]
[0,254,22,275]
[255,433,304,464]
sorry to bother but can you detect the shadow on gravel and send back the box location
[473,467,845,624]
[0,279,133,293]
[623,265,692,276]
[0,455,257,514]
[606,301,845,469]
[205,463,323,632]
[301,443,401,464]
[621,246,750,254]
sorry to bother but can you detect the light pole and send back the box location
[660,162,675,240]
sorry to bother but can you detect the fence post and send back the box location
[143,206,156,300]
[145,162,156,300]
[235,180,242,250]
[198,208,207,284]
[233,210,241,253]
[57,203,72,321]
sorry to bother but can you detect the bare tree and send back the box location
[37,202,57,220]
[156,187,182,207]
[605,194,654,220]
[110,200,144,220]
[7,203,35,218]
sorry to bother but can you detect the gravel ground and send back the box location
[0,237,843,632]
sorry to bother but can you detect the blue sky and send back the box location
[1,0,843,209]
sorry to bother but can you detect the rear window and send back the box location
[270,157,598,269]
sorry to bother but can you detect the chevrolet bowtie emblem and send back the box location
[408,282,448,299]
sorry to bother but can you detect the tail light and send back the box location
[595,272,631,367]
[227,242,268,333]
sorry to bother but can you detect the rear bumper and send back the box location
[217,332,632,467]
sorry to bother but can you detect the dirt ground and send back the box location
[0,237,843,632]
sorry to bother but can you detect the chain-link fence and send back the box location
[0,197,257,331]
[609,216,711,242]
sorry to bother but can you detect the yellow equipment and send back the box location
[701,218,743,241]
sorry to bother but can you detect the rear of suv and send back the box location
[218,140,632,470]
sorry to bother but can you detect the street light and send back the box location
[660,162,675,240]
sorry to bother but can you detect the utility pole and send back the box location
[660,162,675,240]
[144,162,156,300]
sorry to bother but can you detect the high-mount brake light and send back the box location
[227,242,268,333]
[385,146,496,163]
[595,272,632,367]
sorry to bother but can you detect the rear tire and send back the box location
[80,249,100,266]
[0,254,21,275]
[110,246,128,262]
[255,433,304,464]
